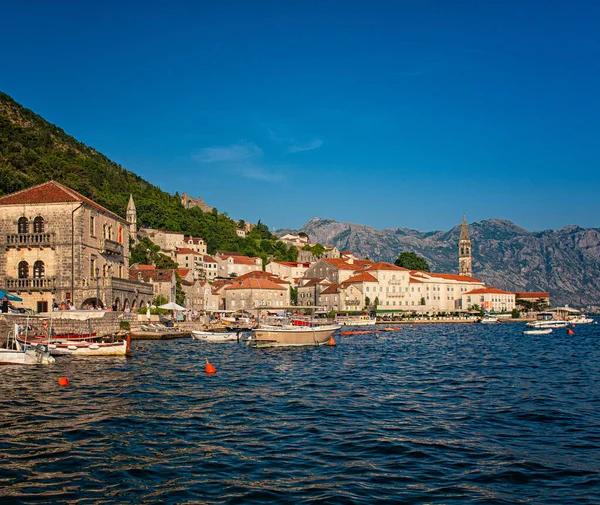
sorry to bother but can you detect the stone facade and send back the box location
[0,181,152,311]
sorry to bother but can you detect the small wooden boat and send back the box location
[523,328,553,335]
[191,330,240,342]
[17,335,130,356]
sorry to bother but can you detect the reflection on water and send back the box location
[1,323,600,504]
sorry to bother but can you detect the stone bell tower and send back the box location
[127,194,137,244]
[458,216,472,277]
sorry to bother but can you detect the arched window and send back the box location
[18,261,29,279]
[33,261,45,279]
[103,224,108,239]
[18,217,28,234]
[460,247,464,255]
[33,216,44,233]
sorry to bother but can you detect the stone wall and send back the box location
[0,312,138,339]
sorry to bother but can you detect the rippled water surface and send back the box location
[1,322,600,504]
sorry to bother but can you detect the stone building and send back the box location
[129,265,176,303]
[180,192,213,213]
[0,181,152,311]
[224,277,289,315]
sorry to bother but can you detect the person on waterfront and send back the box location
[1,295,8,313]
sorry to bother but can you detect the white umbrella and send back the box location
[158,302,186,311]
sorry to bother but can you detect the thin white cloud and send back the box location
[193,142,262,163]
[238,164,284,182]
[288,139,324,153]
[193,141,284,182]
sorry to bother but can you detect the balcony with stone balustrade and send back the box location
[5,232,55,249]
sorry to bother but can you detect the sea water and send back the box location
[1,322,599,504]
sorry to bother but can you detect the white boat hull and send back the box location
[19,336,130,356]
[251,324,340,348]
[526,320,568,328]
[524,329,553,335]
[0,347,55,365]
[191,331,240,342]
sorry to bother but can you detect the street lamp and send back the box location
[95,267,100,308]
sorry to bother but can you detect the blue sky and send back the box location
[2,1,599,232]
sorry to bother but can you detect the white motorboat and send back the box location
[191,330,240,342]
[479,316,500,324]
[523,328,553,335]
[0,326,55,365]
[568,315,594,325]
[251,324,340,348]
[526,312,568,328]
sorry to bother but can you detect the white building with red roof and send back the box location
[215,251,262,278]
[462,287,516,313]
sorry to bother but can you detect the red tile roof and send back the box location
[515,292,550,299]
[129,268,175,283]
[225,278,287,291]
[344,272,378,284]
[425,272,483,283]
[203,255,217,263]
[135,264,156,270]
[0,180,124,221]
[321,283,341,295]
[177,268,191,277]
[364,262,408,272]
[272,261,311,267]
[465,287,514,295]
[176,247,202,255]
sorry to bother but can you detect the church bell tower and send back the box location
[458,216,472,277]
[127,194,137,244]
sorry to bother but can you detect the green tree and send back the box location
[395,251,430,271]
[290,287,298,305]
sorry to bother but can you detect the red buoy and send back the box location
[328,336,336,346]
[58,377,70,387]
[567,328,575,335]
[205,359,217,374]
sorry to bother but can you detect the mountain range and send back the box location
[279,217,600,309]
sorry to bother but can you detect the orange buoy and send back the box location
[327,336,336,346]
[58,377,70,387]
[567,328,575,335]
[205,359,217,374]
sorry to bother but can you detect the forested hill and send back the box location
[0,92,297,262]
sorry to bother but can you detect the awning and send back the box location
[0,289,22,302]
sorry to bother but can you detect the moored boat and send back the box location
[17,335,130,356]
[523,328,553,335]
[335,314,376,326]
[251,323,340,348]
[1,326,55,365]
[191,330,240,342]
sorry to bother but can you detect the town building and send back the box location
[215,251,262,278]
[304,258,375,284]
[224,277,289,314]
[0,181,152,311]
[129,265,176,304]
[265,260,311,286]
[462,287,516,313]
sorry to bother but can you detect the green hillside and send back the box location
[0,91,297,263]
